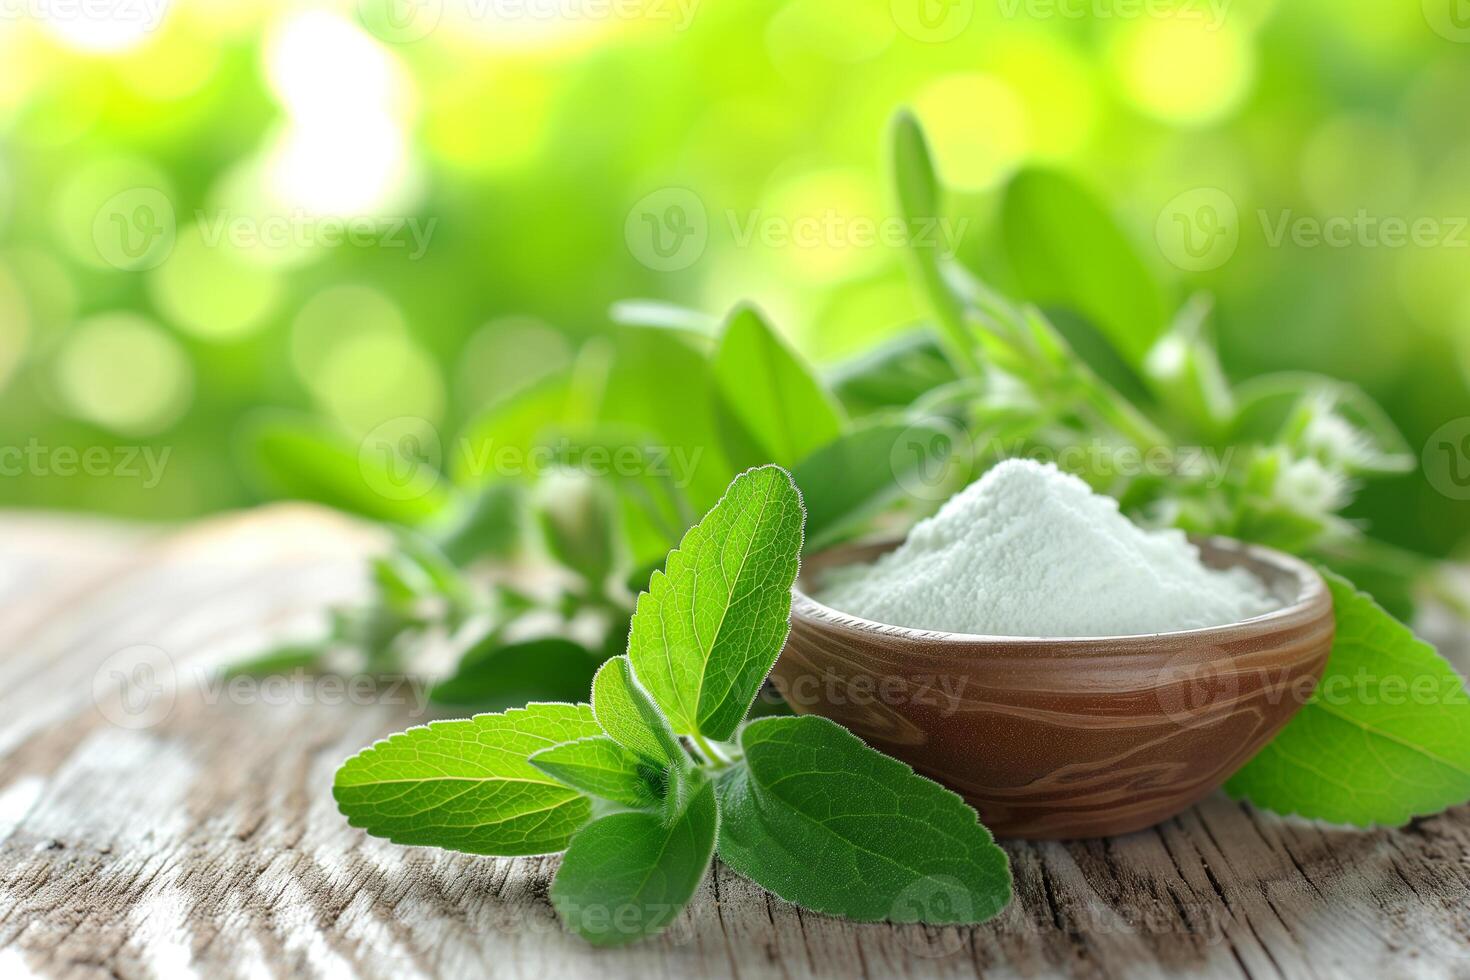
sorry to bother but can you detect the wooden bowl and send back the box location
[772,537,1334,840]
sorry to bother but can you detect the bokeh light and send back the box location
[148,224,285,340]
[52,313,193,435]
[911,74,1029,192]
[1108,18,1255,127]
[0,0,1461,559]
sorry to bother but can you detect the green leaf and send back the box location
[828,329,959,415]
[627,465,804,741]
[241,413,449,525]
[531,735,664,809]
[456,372,572,485]
[333,703,603,855]
[712,305,845,468]
[888,110,978,376]
[1002,167,1168,366]
[609,299,719,335]
[716,716,1011,924]
[592,656,686,767]
[550,774,718,946]
[224,642,325,678]
[429,637,601,709]
[596,325,729,508]
[793,417,952,551]
[429,482,524,566]
[1226,572,1470,826]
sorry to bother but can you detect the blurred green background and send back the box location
[0,0,1466,556]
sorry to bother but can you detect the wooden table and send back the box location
[2,506,1468,979]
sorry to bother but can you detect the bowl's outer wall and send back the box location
[772,539,1336,840]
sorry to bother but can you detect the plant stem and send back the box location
[690,732,730,769]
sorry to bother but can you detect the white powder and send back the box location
[816,459,1280,637]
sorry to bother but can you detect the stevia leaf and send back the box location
[627,466,804,741]
[716,715,1011,924]
[530,736,664,809]
[1225,572,1470,826]
[828,329,959,415]
[1001,167,1168,366]
[609,299,719,335]
[550,774,718,946]
[889,110,979,376]
[793,418,953,551]
[333,703,603,856]
[712,305,845,469]
[429,637,601,709]
[592,656,685,767]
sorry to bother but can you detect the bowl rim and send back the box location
[791,534,1331,648]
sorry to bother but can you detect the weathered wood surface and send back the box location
[1,505,1469,980]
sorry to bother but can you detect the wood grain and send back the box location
[1,505,1468,979]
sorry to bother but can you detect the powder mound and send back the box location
[816,459,1279,637]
